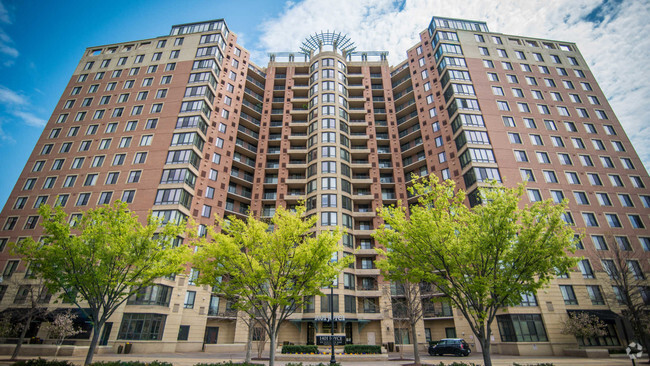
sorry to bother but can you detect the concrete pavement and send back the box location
[6,350,641,366]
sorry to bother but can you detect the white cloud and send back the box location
[254,0,650,172]
[11,110,46,128]
[0,84,46,129]
[0,0,10,24]
[0,84,26,105]
[0,1,17,66]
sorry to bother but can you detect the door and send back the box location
[345,323,353,344]
[367,332,375,345]
[204,326,219,344]
[307,322,315,345]
[99,322,112,346]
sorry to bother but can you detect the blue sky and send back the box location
[0,0,648,209]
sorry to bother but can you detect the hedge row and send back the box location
[281,344,319,354]
[343,344,381,354]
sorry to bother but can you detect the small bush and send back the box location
[194,363,263,366]
[285,363,340,366]
[343,344,382,354]
[90,362,173,366]
[281,344,319,354]
[12,360,74,366]
[512,363,554,366]
[435,362,482,366]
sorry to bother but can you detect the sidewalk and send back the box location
[8,350,640,366]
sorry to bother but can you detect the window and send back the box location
[560,285,578,305]
[487,73,499,82]
[524,118,537,128]
[530,134,543,145]
[517,102,530,113]
[76,193,91,206]
[630,176,645,188]
[571,138,585,149]
[629,214,645,229]
[117,313,166,340]
[609,174,624,187]
[497,314,548,342]
[544,120,557,130]
[600,156,614,168]
[574,191,589,205]
[582,212,598,227]
[628,261,645,279]
[596,192,612,206]
[527,189,542,202]
[543,170,558,183]
[520,169,535,182]
[133,152,147,164]
[616,236,632,251]
[565,172,580,184]
[592,235,608,250]
[112,153,125,166]
[525,76,537,86]
[508,132,521,144]
[104,171,119,185]
[587,286,605,305]
[514,150,528,162]
[551,136,565,147]
[512,88,524,97]
[588,173,603,186]
[497,101,510,111]
[503,116,516,127]
[123,170,141,184]
[579,259,594,278]
[536,151,550,163]
[605,213,622,228]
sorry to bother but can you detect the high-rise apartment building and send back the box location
[0,16,648,356]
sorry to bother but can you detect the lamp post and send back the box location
[330,282,336,365]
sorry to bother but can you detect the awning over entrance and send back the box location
[567,309,620,321]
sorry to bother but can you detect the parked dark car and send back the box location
[428,338,471,356]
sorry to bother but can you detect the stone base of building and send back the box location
[275,353,389,362]
[563,348,611,358]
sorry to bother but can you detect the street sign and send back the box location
[316,335,346,346]
[626,342,643,360]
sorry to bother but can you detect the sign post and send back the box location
[626,342,643,366]
[330,284,336,365]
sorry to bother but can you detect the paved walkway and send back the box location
[9,351,640,366]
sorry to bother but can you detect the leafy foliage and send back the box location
[343,344,382,354]
[10,359,74,366]
[375,176,578,366]
[11,201,191,365]
[193,205,347,366]
[281,345,319,354]
[46,310,83,345]
[561,312,607,339]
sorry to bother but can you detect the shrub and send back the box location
[281,345,319,354]
[285,364,340,366]
[12,360,75,366]
[194,363,263,366]
[435,362,483,366]
[343,344,382,354]
[90,362,174,366]
[512,363,554,366]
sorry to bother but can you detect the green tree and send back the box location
[11,201,191,365]
[193,205,346,366]
[374,176,578,366]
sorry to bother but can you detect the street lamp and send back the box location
[330,280,336,365]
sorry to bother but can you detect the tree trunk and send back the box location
[410,322,420,365]
[84,322,103,366]
[268,329,277,366]
[245,321,253,363]
[11,313,32,360]
[479,336,492,366]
